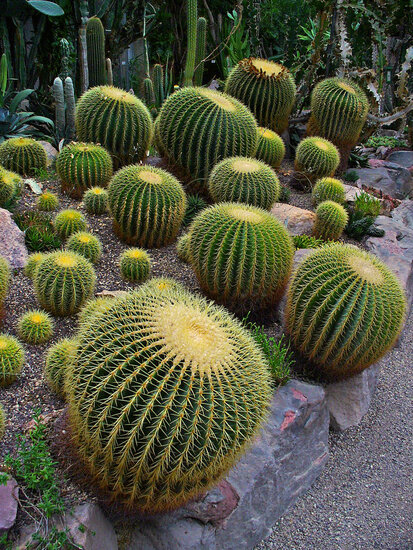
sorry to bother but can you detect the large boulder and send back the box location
[344,164,412,200]
[39,140,58,167]
[386,150,413,172]
[0,476,18,534]
[270,203,316,236]
[0,208,28,268]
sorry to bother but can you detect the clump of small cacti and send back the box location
[37,191,59,212]
[225,58,296,134]
[66,284,272,511]
[34,251,96,316]
[0,403,5,439]
[312,177,345,206]
[208,156,280,210]
[78,297,115,331]
[183,194,207,227]
[75,86,153,168]
[0,167,21,208]
[0,333,24,387]
[255,127,286,169]
[176,233,191,263]
[56,142,113,198]
[67,231,102,264]
[188,202,294,310]
[44,337,77,397]
[313,200,349,241]
[285,244,407,380]
[108,164,186,247]
[83,187,108,215]
[24,252,45,279]
[54,209,87,239]
[17,310,54,344]
[293,235,325,249]
[294,137,340,183]
[119,248,151,283]
[0,138,47,176]
[0,255,10,309]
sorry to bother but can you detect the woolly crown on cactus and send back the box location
[313,200,349,241]
[37,191,59,212]
[0,138,47,176]
[312,177,345,206]
[294,137,340,182]
[255,127,286,169]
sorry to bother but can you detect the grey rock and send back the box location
[386,150,413,170]
[0,208,28,268]
[344,166,412,199]
[39,140,58,167]
[0,476,18,534]
[343,183,361,204]
[270,203,316,236]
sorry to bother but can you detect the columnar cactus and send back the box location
[194,17,207,86]
[208,156,280,210]
[56,142,113,198]
[119,248,151,282]
[225,58,296,133]
[294,137,340,182]
[313,200,349,240]
[86,17,106,87]
[183,0,197,86]
[0,138,47,176]
[188,202,294,310]
[24,252,45,279]
[0,333,24,387]
[67,231,102,264]
[54,209,87,239]
[0,167,21,207]
[66,285,272,511]
[312,177,345,206]
[108,165,186,247]
[17,310,54,344]
[83,187,108,215]
[255,127,286,169]
[37,191,59,212]
[285,244,407,379]
[44,337,78,397]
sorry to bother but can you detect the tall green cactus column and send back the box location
[183,0,198,86]
[86,17,106,87]
[194,17,207,86]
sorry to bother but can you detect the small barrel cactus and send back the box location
[0,137,47,176]
[183,194,207,227]
[294,137,340,182]
[285,244,407,379]
[24,252,45,279]
[312,177,346,206]
[78,297,115,331]
[188,202,294,310]
[0,333,24,387]
[225,58,296,134]
[0,403,5,439]
[67,231,102,264]
[34,251,96,316]
[0,167,21,207]
[314,200,349,240]
[255,127,286,169]
[83,187,108,215]
[140,277,185,295]
[108,165,186,247]
[66,285,272,511]
[45,337,78,397]
[208,156,280,210]
[17,310,54,344]
[0,255,10,309]
[37,191,59,212]
[176,233,191,263]
[119,248,151,283]
[54,209,87,239]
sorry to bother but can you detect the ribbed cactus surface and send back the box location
[83,187,108,215]
[0,404,5,440]
[0,167,21,207]
[45,337,77,397]
[176,232,191,263]
[24,253,45,279]
[0,255,10,308]
[37,191,59,212]
[0,138,47,176]
[67,231,102,264]
[294,137,340,182]
[17,310,53,344]
[54,209,87,239]
[285,244,407,379]
[312,177,345,206]
[86,17,106,87]
[66,285,272,511]
[313,200,349,240]
[119,248,151,282]
[255,127,286,169]
[0,333,24,387]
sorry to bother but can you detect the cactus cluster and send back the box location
[294,137,340,182]
[67,231,102,264]
[0,333,24,387]
[83,187,109,215]
[0,138,47,176]
[225,58,296,134]
[313,200,349,240]
[45,337,77,397]
[0,255,10,310]
[176,233,191,263]
[255,127,286,169]
[17,310,54,344]
[54,209,87,239]
[312,177,345,206]
[208,156,280,210]
[108,165,186,247]
[285,244,407,379]
[0,167,21,208]
[119,248,151,283]
[53,76,76,142]
[37,191,59,212]
[86,17,106,87]
[66,284,272,511]
[24,252,45,279]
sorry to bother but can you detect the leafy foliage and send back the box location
[13,211,62,252]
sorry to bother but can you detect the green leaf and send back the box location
[26,0,64,16]
[9,89,34,113]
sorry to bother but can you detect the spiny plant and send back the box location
[313,200,349,241]
[293,235,325,249]
[86,17,106,87]
[353,190,381,218]
[208,156,280,210]
[294,137,340,183]
[13,211,62,252]
[17,310,54,345]
[140,276,185,295]
[34,251,96,316]
[36,191,59,212]
[156,87,258,191]
[0,333,24,387]
[345,191,382,240]
[225,58,296,134]
[44,338,78,398]
[176,233,191,263]
[24,252,45,279]
[255,127,286,169]
[285,244,407,380]
[54,209,87,239]
[312,177,346,206]
[66,231,102,264]
[183,194,207,227]
[66,285,272,511]
[83,186,108,215]
[75,86,153,168]
[119,248,151,283]
[188,202,294,310]
[0,167,21,208]
[0,403,5,440]
[0,255,10,311]
[108,164,186,247]
[56,142,113,198]
[78,296,115,331]
[0,137,47,176]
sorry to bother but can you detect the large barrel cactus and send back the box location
[188,202,294,310]
[0,138,47,176]
[75,86,153,168]
[225,58,296,134]
[66,284,272,511]
[294,137,340,183]
[108,164,186,247]
[285,244,407,380]
[255,127,286,169]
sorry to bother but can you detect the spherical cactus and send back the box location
[83,187,108,215]
[67,231,102,264]
[0,255,10,308]
[255,127,286,169]
[313,200,349,241]
[56,142,113,198]
[208,157,280,210]
[312,177,345,206]
[156,87,258,189]
[140,277,185,295]
[34,251,96,316]
[294,137,340,182]
[183,194,207,227]
[189,202,294,310]
[0,403,5,439]
[17,310,54,344]
[0,333,24,387]
[75,86,153,168]
[0,137,47,176]
[285,244,407,380]
[176,233,191,263]
[108,165,186,247]
[78,296,115,330]
[36,191,59,212]
[225,58,296,134]
[54,209,87,239]
[24,252,45,279]
[45,337,77,397]
[66,285,272,511]
[119,248,151,283]
[0,167,21,207]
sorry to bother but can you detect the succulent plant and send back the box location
[293,234,325,250]
[108,164,186,247]
[285,244,407,380]
[54,209,87,239]
[0,138,47,176]
[140,276,185,295]
[86,17,106,87]
[183,194,207,227]
[0,167,21,207]
[24,252,45,279]
[67,231,102,264]
[83,187,108,215]
[208,156,280,210]
[34,251,96,316]
[17,310,54,344]
[176,233,191,263]
[194,17,207,86]
[78,296,115,331]
[188,202,294,310]
[294,137,340,183]
[44,337,77,397]
[225,58,296,134]
[13,211,62,252]
[66,284,272,511]
[313,200,349,240]
[36,191,59,212]
[0,333,24,387]
[56,142,113,198]
[119,248,151,283]
[0,403,5,439]
[255,127,286,169]
[0,255,10,308]
[75,86,153,168]
[312,177,346,206]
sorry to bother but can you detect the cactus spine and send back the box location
[0,138,47,176]
[53,77,65,141]
[45,337,77,397]
[24,253,45,279]
[194,17,207,86]
[54,209,87,239]
[59,38,71,80]
[176,232,191,263]
[86,17,106,87]
[17,310,54,344]
[64,77,76,141]
[119,248,151,282]
[294,137,340,183]
[0,255,10,313]
[255,127,286,169]
[37,191,59,212]
[67,231,102,264]
[0,167,21,208]
[0,333,24,387]
[106,58,113,85]
[313,200,349,240]
[312,177,345,206]
[83,187,108,215]
[0,403,5,440]
[183,0,197,86]
[143,77,154,108]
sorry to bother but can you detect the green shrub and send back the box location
[17,310,53,344]
[36,191,59,212]
[183,194,207,227]
[294,137,340,182]
[54,209,87,239]
[344,170,359,183]
[255,127,286,168]
[0,333,24,387]
[278,184,291,203]
[83,187,108,215]
[24,253,45,279]
[365,136,408,148]
[313,200,349,240]
[312,177,345,206]
[293,235,325,249]
[44,338,77,397]
[119,248,151,283]
[66,231,102,264]
[0,137,47,176]
[176,233,191,263]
